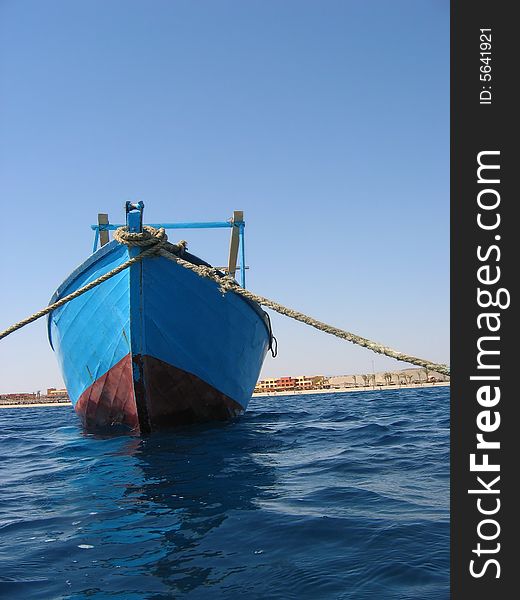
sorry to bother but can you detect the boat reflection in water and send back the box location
[74,420,278,596]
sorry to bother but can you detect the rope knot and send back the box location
[220,275,239,290]
[114,225,167,252]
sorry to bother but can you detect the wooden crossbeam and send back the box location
[98,213,110,246]
[227,210,243,277]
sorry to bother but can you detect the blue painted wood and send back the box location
[127,205,146,406]
[48,236,269,413]
[92,228,99,253]
[91,221,233,231]
[239,223,246,288]
[48,242,131,405]
[139,253,269,409]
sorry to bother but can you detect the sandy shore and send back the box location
[253,381,450,397]
[0,402,72,409]
[0,381,449,408]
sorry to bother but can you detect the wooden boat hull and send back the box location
[48,241,270,433]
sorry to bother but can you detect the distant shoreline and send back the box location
[252,381,449,397]
[0,381,450,408]
[0,401,72,409]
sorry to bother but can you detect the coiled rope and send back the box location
[0,226,450,377]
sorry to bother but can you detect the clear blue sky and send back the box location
[0,0,449,393]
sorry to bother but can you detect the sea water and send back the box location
[0,387,449,599]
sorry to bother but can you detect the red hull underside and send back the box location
[75,353,243,433]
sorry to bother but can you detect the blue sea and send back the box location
[0,387,449,599]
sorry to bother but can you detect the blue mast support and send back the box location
[239,222,246,288]
[126,201,144,233]
[92,228,100,253]
[90,207,248,288]
[91,221,233,231]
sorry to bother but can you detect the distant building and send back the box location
[254,376,295,393]
[46,388,68,397]
[255,375,327,393]
[254,368,448,394]
[254,378,278,392]
[0,393,38,401]
[294,376,314,390]
[276,377,295,390]
[312,375,328,389]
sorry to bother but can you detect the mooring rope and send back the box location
[0,226,450,377]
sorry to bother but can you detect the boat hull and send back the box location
[48,241,270,433]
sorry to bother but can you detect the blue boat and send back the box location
[47,203,273,433]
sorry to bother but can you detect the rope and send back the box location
[155,251,450,377]
[0,226,450,377]
[114,224,167,248]
[0,226,180,341]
